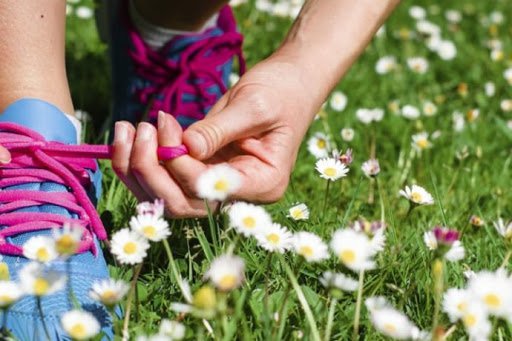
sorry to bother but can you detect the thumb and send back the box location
[0,145,11,164]
[183,98,270,160]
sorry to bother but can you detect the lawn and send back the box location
[60,0,512,339]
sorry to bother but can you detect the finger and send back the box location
[0,145,11,164]
[182,94,274,160]
[130,122,208,217]
[111,121,151,202]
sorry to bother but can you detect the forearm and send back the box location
[271,0,400,116]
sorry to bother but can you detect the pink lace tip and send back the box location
[157,145,188,161]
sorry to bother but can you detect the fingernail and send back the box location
[114,122,128,143]
[158,110,166,131]
[0,153,10,164]
[137,122,154,141]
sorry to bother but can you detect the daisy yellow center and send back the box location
[242,217,256,229]
[143,225,156,238]
[410,192,422,203]
[463,314,477,327]
[466,110,476,121]
[484,293,501,308]
[413,64,422,72]
[123,242,137,255]
[218,275,237,291]
[416,139,429,149]
[383,323,397,334]
[291,209,304,219]
[69,323,87,339]
[266,233,280,244]
[56,235,78,254]
[299,246,314,258]
[36,248,50,262]
[0,295,14,304]
[316,139,326,149]
[214,179,229,192]
[456,302,467,312]
[340,250,356,264]
[34,278,49,296]
[100,290,118,303]
[323,167,337,177]
[0,262,9,281]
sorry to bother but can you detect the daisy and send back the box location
[292,232,329,263]
[493,218,512,240]
[416,20,440,36]
[287,203,310,221]
[437,40,457,60]
[356,108,384,124]
[366,297,419,340]
[330,229,377,272]
[130,213,170,242]
[491,49,504,61]
[340,128,354,142]
[445,9,462,23]
[484,82,495,97]
[204,254,245,292]
[443,288,471,322]
[0,281,24,308]
[196,164,242,201]
[22,236,58,263]
[110,228,150,265]
[307,132,330,159]
[408,6,426,20]
[0,257,9,281]
[452,111,465,132]
[407,57,429,74]
[61,310,101,340]
[401,105,421,120]
[468,270,512,319]
[159,319,186,339]
[19,262,66,296]
[375,56,397,75]
[320,271,358,292]
[229,72,240,86]
[461,302,491,340]
[466,109,479,122]
[89,278,130,308]
[53,223,83,257]
[501,99,512,112]
[228,202,272,237]
[469,215,485,227]
[255,223,293,253]
[504,68,512,85]
[411,132,432,151]
[315,158,349,181]
[334,148,353,166]
[329,91,348,112]
[136,199,165,218]
[349,220,386,252]
[423,231,437,250]
[361,159,380,178]
[422,101,437,116]
[75,6,94,20]
[399,185,434,205]
[444,241,465,262]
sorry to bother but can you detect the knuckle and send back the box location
[165,202,190,218]
[262,174,289,203]
[194,123,224,155]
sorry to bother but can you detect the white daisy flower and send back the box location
[204,254,245,292]
[375,56,397,75]
[466,109,479,123]
[494,218,512,239]
[0,281,24,308]
[461,302,491,340]
[402,105,421,119]
[110,228,150,265]
[411,132,432,151]
[399,185,434,205]
[370,228,387,253]
[444,241,465,262]
[320,271,358,292]
[437,40,457,60]
[61,310,101,340]
[53,223,84,257]
[196,164,242,201]
[504,68,512,85]
[136,199,165,218]
[292,232,329,263]
[356,108,384,124]
[130,214,170,242]
[407,57,429,74]
[228,202,272,237]
[468,270,512,319]
[256,223,293,253]
[361,159,380,178]
[19,262,66,296]
[422,101,437,116]
[491,49,504,61]
[315,158,349,181]
[22,236,58,263]
[452,111,465,132]
[159,319,186,339]
[500,99,512,112]
[443,288,471,322]
[423,231,437,250]
[490,11,504,24]
[330,91,348,112]
[484,82,495,97]
[229,72,240,86]
[89,278,130,307]
[288,203,310,221]
[330,229,377,272]
[75,6,93,19]
[340,128,355,142]
[366,297,419,340]
[416,20,441,36]
[409,6,426,20]
[375,25,386,38]
[307,132,330,159]
[445,9,462,23]
[426,34,442,51]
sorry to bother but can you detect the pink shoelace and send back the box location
[127,6,246,121]
[0,122,187,256]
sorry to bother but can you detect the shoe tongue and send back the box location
[0,98,77,144]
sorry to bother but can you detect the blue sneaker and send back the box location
[106,1,245,127]
[0,99,112,340]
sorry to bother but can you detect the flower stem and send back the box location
[204,199,219,251]
[37,297,51,341]
[500,249,512,268]
[122,262,143,341]
[431,258,444,340]
[324,297,338,341]
[162,239,190,302]
[322,180,331,226]
[274,258,303,340]
[352,270,365,341]
[376,178,386,224]
[263,253,273,340]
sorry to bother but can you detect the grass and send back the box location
[64,0,512,339]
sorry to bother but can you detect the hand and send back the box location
[0,145,10,164]
[112,58,319,218]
